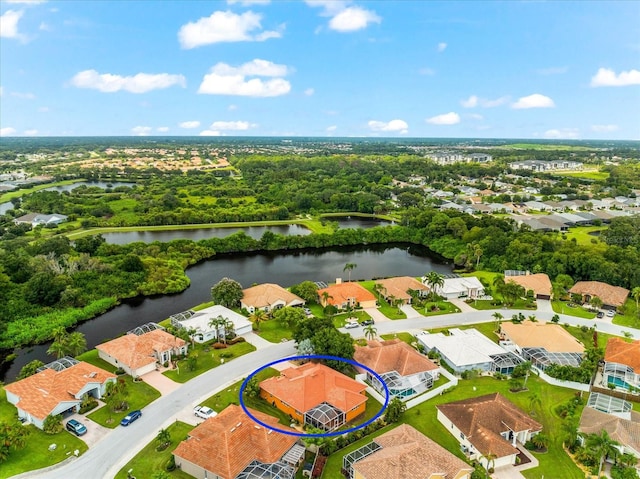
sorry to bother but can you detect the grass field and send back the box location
[552,301,597,319]
[555,170,610,181]
[255,319,293,343]
[380,332,415,344]
[611,299,640,330]
[322,375,583,479]
[358,280,406,319]
[114,421,194,479]
[562,225,607,247]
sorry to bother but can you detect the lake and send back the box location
[0,243,451,382]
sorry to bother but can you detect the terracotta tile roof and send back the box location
[260,362,367,414]
[605,338,640,371]
[317,282,376,306]
[506,273,552,297]
[374,276,428,301]
[568,281,630,307]
[353,424,473,479]
[173,404,298,479]
[579,407,640,455]
[437,393,542,459]
[96,329,186,371]
[4,362,115,421]
[354,339,438,376]
[241,283,304,308]
[500,322,584,353]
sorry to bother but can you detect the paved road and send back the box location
[17,309,636,479]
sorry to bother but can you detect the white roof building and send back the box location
[428,276,485,299]
[170,305,252,343]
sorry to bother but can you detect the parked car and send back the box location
[66,419,87,436]
[606,310,615,317]
[194,405,216,419]
[120,410,142,426]
[596,311,604,318]
[361,319,375,326]
[345,322,360,329]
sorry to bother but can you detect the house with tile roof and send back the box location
[374,276,428,305]
[354,339,439,401]
[499,322,584,370]
[504,272,552,300]
[344,424,473,479]
[317,282,377,310]
[4,357,115,429]
[437,393,542,469]
[579,406,640,460]
[96,324,187,377]
[173,404,303,479]
[259,362,367,431]
[416,328,524,375]
[240,283,305,314]
[603,338,640,392]
[170,304,252,342]
[568,281,630,311]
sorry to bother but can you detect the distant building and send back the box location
[317,282,377,309]
[504,272,552,300]
[509,160,583,171]
[170,304,252,342]
[568,281,630,310]
[427,276,484,300]
[429,152,493,166]
[374,276,429,305]
[241,283,305,314]
[14,212,68,227]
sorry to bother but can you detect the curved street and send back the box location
[17,306,637,479]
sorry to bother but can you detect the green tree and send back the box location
[244,376,261,398]
[249,309,268,332]
[105,379,128,418]
[296,338,315,356]
[363,324,377,341]
[492,312,503,332]
[631,286,640,315]
[207,315,227,342]
[17,359,44,380]
[531,432,549,450]
[0,421,30,463]
[290,281,319,304]
[156,428,171,447]
[561,415,580,449]
[384,397,406,423]
[424,271,444,300]
[65,332,87,357]
[273,306,306,329]
[584,430,620,478]
[210,277,243,308]
[42,414,63,434]
[528,392,542,415]
[501,281,525,307]
[343,263,357,282]
[310,328,355,373]
[590,296,604,310]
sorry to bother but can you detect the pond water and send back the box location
[0,202,13,215]
[0,243,451,382]
[43,181,135,192]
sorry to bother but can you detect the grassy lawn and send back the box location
[114,421,194,479]
[380,332,415,344]
[562,226,608,248]
[552,300,597,319]
[471,298,535,311]
[163,341,256,383]
[612,299,640,329]
[77,348,119,372]
[358,280,406,320]
[461,270,502,286]
[555,170,610,181]
[255,319,293,343]
[87,376,161,428]
[333,311,372,328]
[417,300,461,316]
[322,375,583,479]
[562,324,616,349]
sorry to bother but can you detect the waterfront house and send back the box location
[373,276,429,305]
[13,212,68,227]
[428,276,484,300]
[170,304,252,342]
[241,283,305,314]
[317,282,377,309]
[4,357,115,429]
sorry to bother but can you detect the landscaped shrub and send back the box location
[43,414,64,434]
[165,455,176,471]
[79,394,99,414]
[212,342,227,349]
[114,367,126,375]
[228,336,246,345]
[219,352,233,359]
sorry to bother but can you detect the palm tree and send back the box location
[208,315,227,342]
[492,312,504,333]
[320,291,333,308]
[482,452,497,476]
[156,428,171,447]
[363,324,377,341]
[528,392,542,415]
[561,415,580,449]
[590,296,604,310]
[224,319,235,343]
[472,242,483,269]
[46,339,68,359]
[424,271,444,300]
[584,430,620,478]
[249,309,268,332]
[343,263,357,282]
[631,286,640,314]
[65,332,87,357]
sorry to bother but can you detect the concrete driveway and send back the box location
[64,413,110,448]
[140,371,180,395]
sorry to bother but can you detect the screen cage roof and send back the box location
[235,460,295,479]
[523,347,582,367]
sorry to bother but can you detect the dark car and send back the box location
[596,311,604,319]
[361,319,375,326]
[66,419,87,436]
[120,410,142,426]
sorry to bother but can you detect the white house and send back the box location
[170,304,253,343]
[427,276,485,299]
[14,212,68,227]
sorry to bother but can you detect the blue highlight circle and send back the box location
[239,354,390,438]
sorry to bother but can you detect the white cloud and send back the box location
[306,1,380,32]
[1,9,24,39]
[5,0,47,4]
[591,124,619,133]
[426,112,460,125]
[461,94,509,108]
[179,121,201,129]
[0,127,17,136]
[157,126,170,133]
[418,67,435,76]
[467,113,484,120]
[39,21,51,31]
[209,120,254,130]
[544,128,579,139]
[178,10,282,49]
[199,130,222,136]
[437,42,447,52]
[11,91,35,99]
[227,0,271,5]
[368,119,408,134]
[228,104,238,111]
[70,70,186,93]
[511,93,555,109]
[326,125,337,132]
[131,126,152,136]
[590,67,640,87]
[536,66,568,75]
[198,59,291,97]
[24,129,38,136]
[304,88,315,96]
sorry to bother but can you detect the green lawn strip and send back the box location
[562,324,616,349]
[380,332,415,344]
[461,270,502,285]
[470,297,535,311]
[163,341,256,383]
[554,170,609,181]
[418,300,461,316]
[358,280,406,320]
[77,348,119,372]
[0,386,18,423]
[255,319,293,343]
[114,421,194,479]
[333,311,372,328]
[0,179,83,203]
[612,299,640,329]
[87,376,161,428]
[552,301,597,319]
[0,424,89,479]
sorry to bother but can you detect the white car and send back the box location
[345,322,360,329]
[194,405,216,419]
[606,310,615,317]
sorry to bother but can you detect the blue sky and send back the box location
[1,0,639,139]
